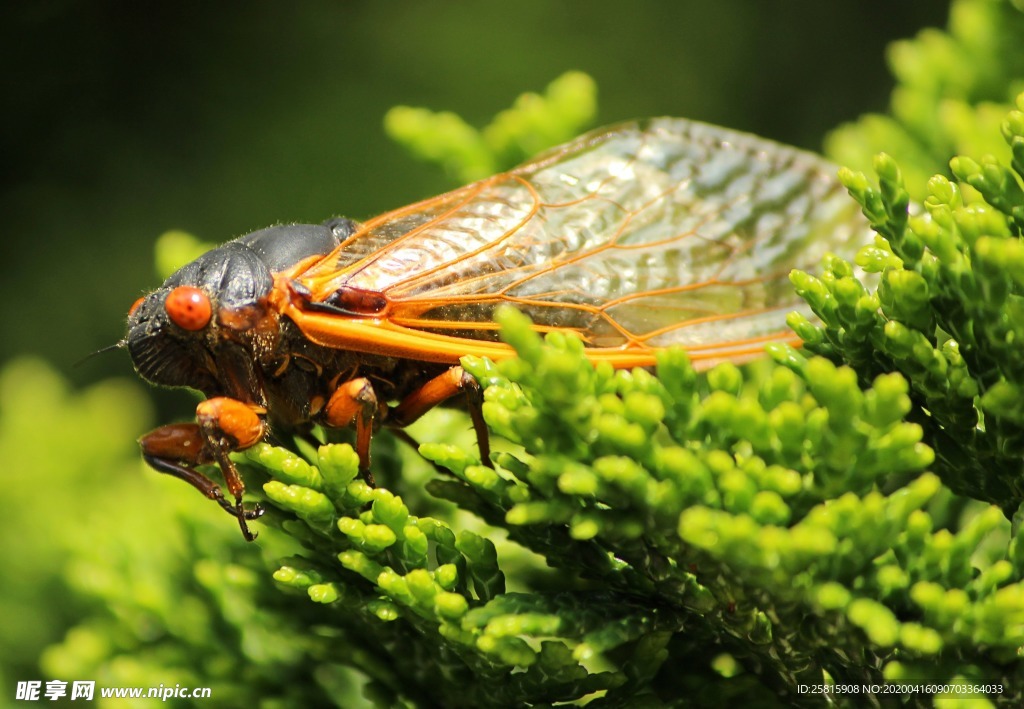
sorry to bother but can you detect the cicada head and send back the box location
[126,240,279,401]
[126,223,347,402]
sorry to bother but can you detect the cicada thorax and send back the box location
[262,314,450,427]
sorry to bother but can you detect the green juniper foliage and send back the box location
[825,0,1024,201]
[383,71,598,183]
[21,2,1024,706]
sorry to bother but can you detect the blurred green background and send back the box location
[3,1,943,387]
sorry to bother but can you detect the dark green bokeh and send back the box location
[2,1,942,387]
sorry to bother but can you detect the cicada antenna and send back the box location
[74,340,127,368]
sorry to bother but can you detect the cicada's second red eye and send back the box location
[128,296,145,317]
[165,286,212,331]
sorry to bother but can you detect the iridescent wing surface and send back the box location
[287,118,866,366]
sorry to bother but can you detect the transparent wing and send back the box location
[294,118,866,360]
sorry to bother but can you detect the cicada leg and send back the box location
[323,366,491,486]
[390,366,491,466]
[139,397,267,541]
[323,377,381,485]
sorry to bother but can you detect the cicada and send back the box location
[126,118,867,540]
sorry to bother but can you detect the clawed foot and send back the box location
[213,493,264,541]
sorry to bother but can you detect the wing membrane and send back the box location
[291,118,867,364]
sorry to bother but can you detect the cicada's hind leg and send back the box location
[139,397,267,541]
[389,366,491,467]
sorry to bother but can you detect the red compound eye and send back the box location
[128,296,145,317]
[164,286,212,331]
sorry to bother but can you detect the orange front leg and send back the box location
[139,396,266,541]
